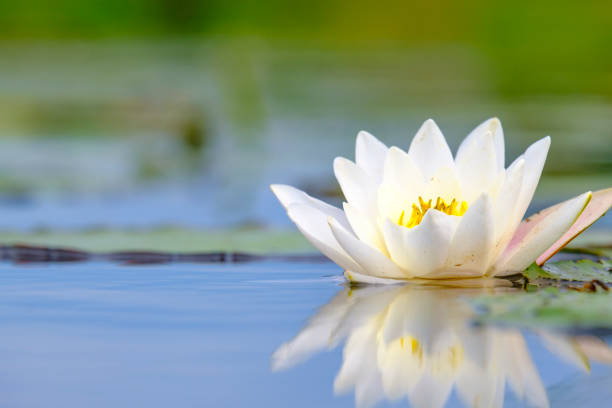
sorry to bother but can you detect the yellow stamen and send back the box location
[398,196,468,228]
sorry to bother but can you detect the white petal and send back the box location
[271,184,352,231]
[455,120,503,203]
[421,166,463,204]
[457,118,504,170]
[382,210,455,278]
[334,157,378,216]
[491,158,525,259]
[287,203,365,274]
[329,217,406,279]
[344,270,405,285]
[356,130,388,183]
[343,202,388,255]
[492,191,592,275]
[382,146,425,194]
[507,136,551,232]
[407,119,455,181]
[445,194,495,277]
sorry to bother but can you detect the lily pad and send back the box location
[472,289,612,332]
[524,259,612,283]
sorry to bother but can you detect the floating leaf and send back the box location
[524,259,612,284]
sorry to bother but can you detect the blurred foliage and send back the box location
[0,227,311,252]
[1,0,611,97]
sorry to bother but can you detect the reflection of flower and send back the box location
[272,287,612,408]
[271,119,606,283]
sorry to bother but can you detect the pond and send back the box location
[0,40,610,408]
[2,260,611,407]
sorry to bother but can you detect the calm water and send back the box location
[2,261,611,407]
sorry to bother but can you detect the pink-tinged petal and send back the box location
[329,217,406,279]
[408,119,455,180]
[356,130,388,183]
[492,191,592,276]
[270,184,352,231]
[287,203,365,274]
[536,187,612,265]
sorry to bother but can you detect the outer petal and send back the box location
[455,119,503,203]
[492,191,592,275]
[329,217,406,279]
[536,187,612,264]
[382,210,455,278]
[407,119,455,181]
[343,202,388,255]
[344,270,404,285]
[445,194,495,277]
[491,158,525,259]
[271,184,351,231]
[287,203,365,274]
[356,130,388,183]
[334,157,378,216]
[505,137,551,234]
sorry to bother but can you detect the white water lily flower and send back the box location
[272,118,611,283]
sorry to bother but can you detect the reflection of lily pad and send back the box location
[565,246,612,260]
[524,259,612,283]
[472,289,612,331]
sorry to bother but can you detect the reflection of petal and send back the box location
[499,332,549,408]
[272,286,612,408]
[539,332,612,373]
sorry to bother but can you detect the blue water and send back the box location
[1,261,611,407]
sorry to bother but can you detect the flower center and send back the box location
[398,196,468,228]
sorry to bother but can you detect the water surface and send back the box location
[1,261,611,407]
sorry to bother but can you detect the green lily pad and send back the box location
[472,289,612,331]
[524,259,612,283]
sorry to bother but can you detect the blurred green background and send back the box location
[0,0,610,249]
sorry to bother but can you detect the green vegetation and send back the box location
[0,227,311,253]
[1,1,611,97]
